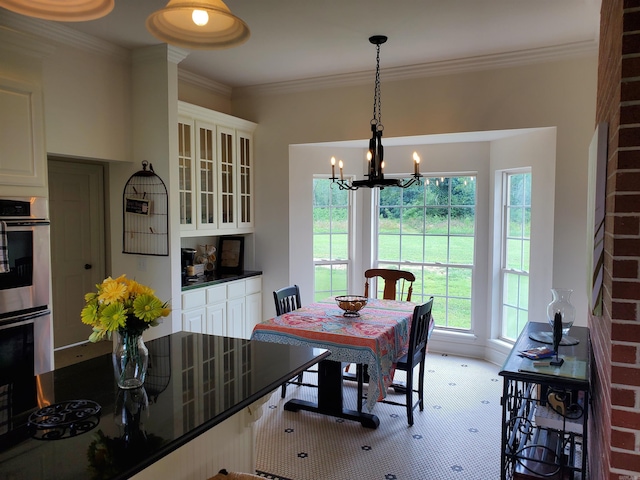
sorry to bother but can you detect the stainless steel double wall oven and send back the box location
[0,197,52,377]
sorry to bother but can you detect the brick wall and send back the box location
[591,0,640,478]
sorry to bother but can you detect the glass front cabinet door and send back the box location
[177,102,256,236]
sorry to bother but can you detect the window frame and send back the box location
[498,168,532,342]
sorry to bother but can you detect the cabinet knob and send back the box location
[84,264,92,270]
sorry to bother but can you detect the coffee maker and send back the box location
[181,248,196,275]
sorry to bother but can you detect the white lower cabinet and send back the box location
[181,275,262,339]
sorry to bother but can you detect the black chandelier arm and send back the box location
[331,173,423,191]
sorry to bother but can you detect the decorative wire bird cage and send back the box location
[122,161,168,255]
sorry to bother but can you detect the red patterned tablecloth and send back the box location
[251,297,415,411]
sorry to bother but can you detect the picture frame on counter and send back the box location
[218,236,244,274]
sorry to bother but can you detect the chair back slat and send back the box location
[364,268,416,301]
[273,285,302,315]
[406,297,434,362]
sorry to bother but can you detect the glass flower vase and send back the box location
[113,330,149,389]
[546,288,576,336]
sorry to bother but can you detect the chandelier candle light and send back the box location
[330,35,423,190]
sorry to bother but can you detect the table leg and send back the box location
[284,359,380,429]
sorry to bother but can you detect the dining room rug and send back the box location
[254,353,503,480]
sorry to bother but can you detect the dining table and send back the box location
[250,297,422,429]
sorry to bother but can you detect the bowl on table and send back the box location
[335,295,368,317]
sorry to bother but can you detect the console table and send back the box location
[499,322,590,480]
[0,332,328,479]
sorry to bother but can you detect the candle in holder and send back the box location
[338,160,344,181]
[413,152,420,175]
[331,156,336,178]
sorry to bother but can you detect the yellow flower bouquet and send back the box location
[81,275,171,342]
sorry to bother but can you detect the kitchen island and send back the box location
[0,332,328,479]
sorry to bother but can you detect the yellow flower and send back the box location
[81,274,171,342]
[81,304,99,326]
[100,303,127,331]
[98,277,128,305]
[133,295,163,322]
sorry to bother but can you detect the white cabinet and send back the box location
[205,284,227,336]
[178,102,256,237]
[181,289,206,333]
[181,275,262,339]
[0,29,51,197]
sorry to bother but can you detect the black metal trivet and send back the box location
[28,399,101,440]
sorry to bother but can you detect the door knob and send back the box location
[84,264,92,269]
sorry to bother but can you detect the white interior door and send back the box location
[49,159,106,348]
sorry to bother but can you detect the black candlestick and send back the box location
[550,311,564,366]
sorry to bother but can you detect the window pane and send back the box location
[331,233,348,260]
[449,237,474,264]
[519,275,529,311]
[379,207,400,233]
[424,266,447,296]
[313,207,330,233]
[331,264,348,292]
[507,206,523,237]
[401,235,423,263]
[503,305,519,339]
[450,207,475,234]
[331,206,348,233]
[313,233,330,260]
[524,207,531,239]
[449,267,472,297]
[504,272,520,306]
[425,178,449,205]
[402,184,424,206]
[451,177,476,206]
[314,265,331,298]
[447,297,471,329]
[380,187,401,206]
[402,207,424,234]
[425,207,448,234]
[378,235,400,261]
[425,236,448,263]
[506,239,523,270]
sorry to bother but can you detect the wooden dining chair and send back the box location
[364,268,415,301]
[357,297,434,426]
[273,285,317,398]
[344,268,417,383]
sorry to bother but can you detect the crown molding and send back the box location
[178,69,232,98]
[0,10,130,62]
[232,40,599,99]
[0,25,56,59]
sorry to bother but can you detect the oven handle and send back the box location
[0,308,51,328]
[1,219,50,227]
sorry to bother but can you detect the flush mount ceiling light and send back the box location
[146,0,250,50]
[331,35,423,190]
[0,0,113,21]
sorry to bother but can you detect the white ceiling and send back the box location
[45,0,602,89]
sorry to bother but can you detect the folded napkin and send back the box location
[0,221,9,273]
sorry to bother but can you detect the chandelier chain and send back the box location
[372,42,383,131]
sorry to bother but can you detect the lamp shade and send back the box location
[0,0,114,21]
[146,0,250,50]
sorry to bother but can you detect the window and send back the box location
[500,171,531,341]
[376,176,476,330]
[313,179,351,301]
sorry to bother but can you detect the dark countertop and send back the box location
[0,333,328,480]
[181,270,262,290]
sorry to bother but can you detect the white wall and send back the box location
[42,42,132,162]
[233,55,597,336]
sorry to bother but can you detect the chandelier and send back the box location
[331,35,423,190]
